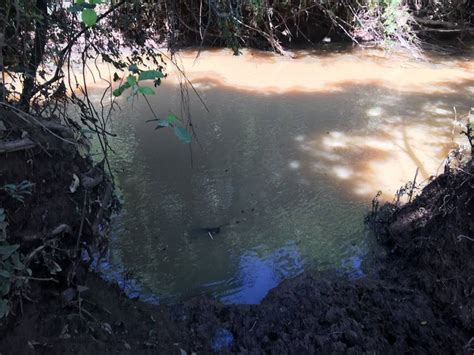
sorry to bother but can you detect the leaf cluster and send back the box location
[0,242,32,319]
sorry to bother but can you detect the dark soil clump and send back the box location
[0,113,473,354]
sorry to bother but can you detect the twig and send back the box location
[76,191,88,256]
[408,168,419,203]
[14,276,59,283]
[0,138,36,153]
[92,182,113,236]
[457,235,474,242]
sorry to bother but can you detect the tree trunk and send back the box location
[19,0,48,110]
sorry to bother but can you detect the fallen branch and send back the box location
[413,17,470,29]
[0,102,76,145]
[0,138,36,153]
[418,28,474,33]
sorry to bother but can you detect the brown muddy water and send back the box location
[89,47,473,304]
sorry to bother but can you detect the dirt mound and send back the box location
[0,108,114,320]
[370,158,474,339]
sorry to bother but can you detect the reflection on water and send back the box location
[99,47,473,303]
[219,242,303,304]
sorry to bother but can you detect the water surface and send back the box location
[102,47,473,303]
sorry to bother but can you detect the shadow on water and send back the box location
[98,52,474,304]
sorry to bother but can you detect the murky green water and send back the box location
[101,47,473,303]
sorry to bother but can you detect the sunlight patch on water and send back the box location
[289,160,301,170]
[160,48,474,95]
[74,46,474,99]
[333,166,354,180]
[301,117,466,199]
[367,107,383,117]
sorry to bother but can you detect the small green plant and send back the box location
[112,65,164,99]
[0,242,32,319]
[1,181,34,203]
[382,0,402,37]
[148,113,192,144]
[113,65,193,144]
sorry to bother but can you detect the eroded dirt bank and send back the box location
[0,113,473,353]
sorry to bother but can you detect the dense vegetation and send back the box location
[2,0,473,108]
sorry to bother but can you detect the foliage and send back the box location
[112,67,164,98]
[1,0,197,157]
[0,238,32,319]
[68,0,102,27]
[138,0,470,54]
[149,113,192,144]
[1,181,34,203]
[110,66,193,143]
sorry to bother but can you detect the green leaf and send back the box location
[0,245,19,260]
[76,0,85,4]
[112,82,131,97]
[0,270,10,278]
[138,70,164,81]
[167,113,178,124]
[174,127,192,144]
[128,64,139,73]
[81,8,97,27]
[90,0,102,4]
[138,86,155,95]
[12,253,24,271]
[0,280,10,296]
[127,75,137,87]
[112,88,122,97]
[0,299,10,319]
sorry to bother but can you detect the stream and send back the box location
[91,46,473,304]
